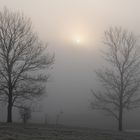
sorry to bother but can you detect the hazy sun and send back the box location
[73,35,82,45]
[76,39,80,44]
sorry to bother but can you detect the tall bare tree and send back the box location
[91,27,140,131]
[0,8,54,123]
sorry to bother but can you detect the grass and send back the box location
[0,123,139,140]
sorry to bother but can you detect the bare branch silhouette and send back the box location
[91,27,140,131]
[0,8,54,123]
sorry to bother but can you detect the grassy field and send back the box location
[0,123,140,140]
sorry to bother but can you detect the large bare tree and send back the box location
[0,8,54,123]
[91,27,140,131]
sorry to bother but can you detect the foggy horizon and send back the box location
[1,0,140,131]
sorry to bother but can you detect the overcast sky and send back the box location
[1,0,140,129]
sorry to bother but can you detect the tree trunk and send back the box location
[7,70,13,123]
[7,101,12,123]
[7,91,13,123]
[119,72,123,132]
[118,106,123,131]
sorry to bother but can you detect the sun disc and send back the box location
[76,39,80,44]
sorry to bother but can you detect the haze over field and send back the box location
[0,0,140,130]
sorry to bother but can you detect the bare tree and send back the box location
[56,110,63,126]
[44,113,48,125]
[91,27,140,131]
[0,8,54,123]
[19,106,32,124]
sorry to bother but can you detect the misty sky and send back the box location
[1,0,140,129]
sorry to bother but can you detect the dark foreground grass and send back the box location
[0,123,139,140]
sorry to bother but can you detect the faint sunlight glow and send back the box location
[76,39,80,44]
[63,23,99,48]
[73,35,83,46]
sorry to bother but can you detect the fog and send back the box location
[1,0,140,130]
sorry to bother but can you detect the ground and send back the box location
[0,123,140,140]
